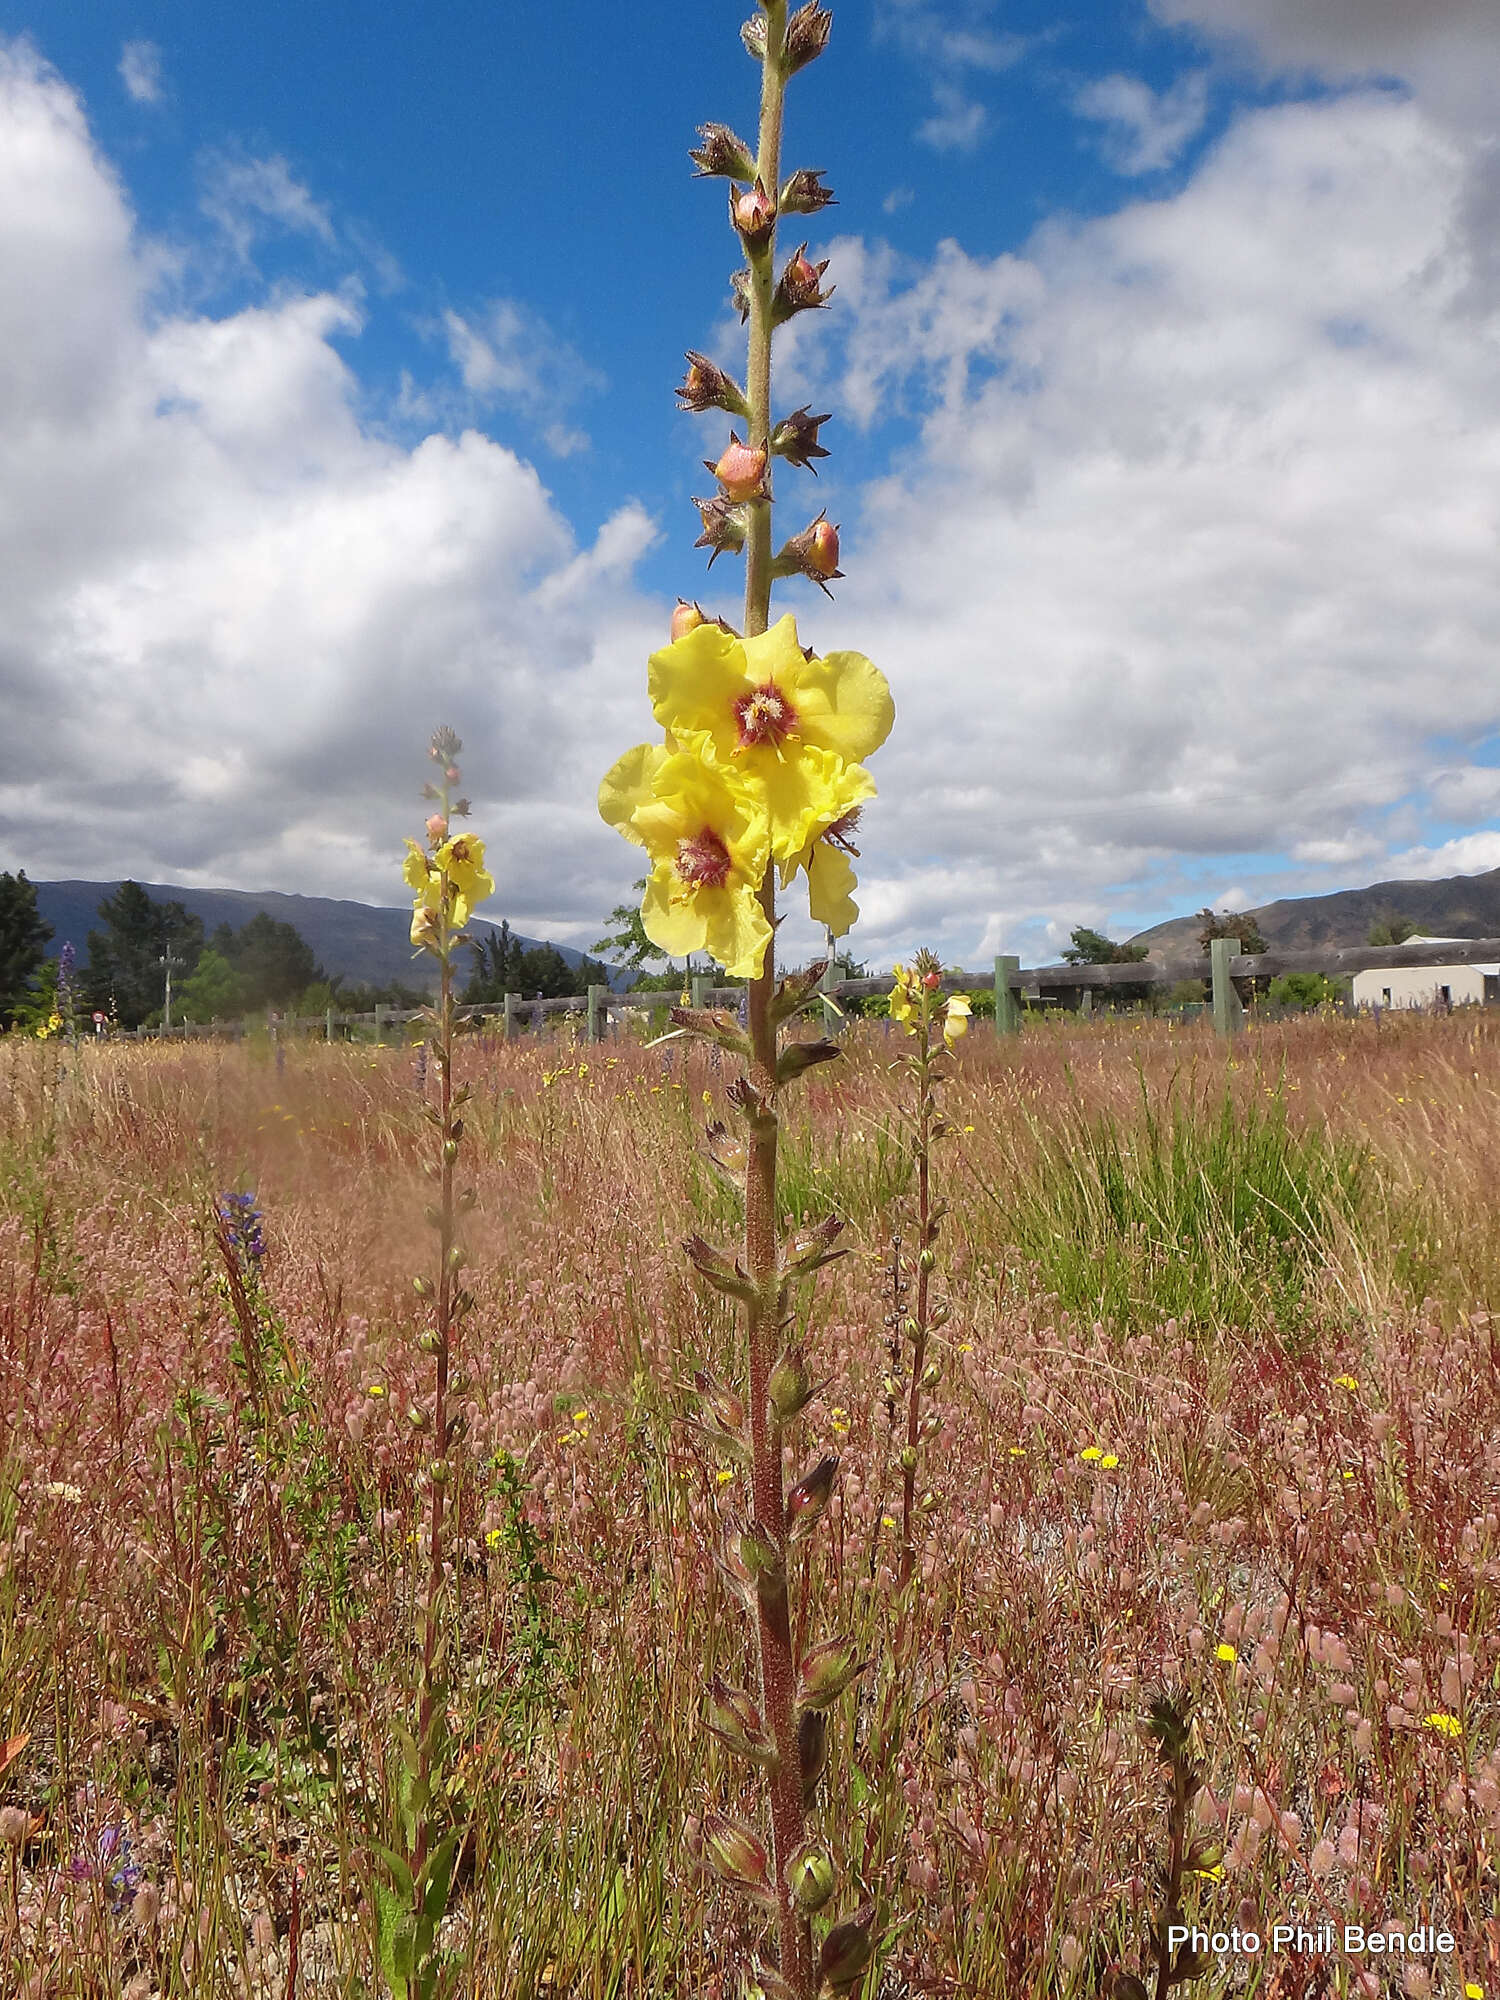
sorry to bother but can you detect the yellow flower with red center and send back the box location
[943,994,972,1048]
[646,612,893,858]
[598,744,772,977]
[404,831,494,946]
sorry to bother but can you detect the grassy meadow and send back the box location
[1,1008,1497,1997]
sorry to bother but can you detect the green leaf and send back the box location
[371,1843,415,1902]
[373,1879,415,1999]
[419,1830,463,1926]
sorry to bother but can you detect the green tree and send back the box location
[1061,925,1149,965]
[0,870,53,1028]
[464,926,610,1008]
[85,882,204,1028]
[176,948,246,1023]
[1367,915,1426,947]
[216,911,322,1010]
[1195,907,1269,955]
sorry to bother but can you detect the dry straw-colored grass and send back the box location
[0,1009,1496,1997]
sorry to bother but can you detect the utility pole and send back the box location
[159,948,185,1033]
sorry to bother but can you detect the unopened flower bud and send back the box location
[407,1406,428,1430]
[770,405,832,473]
[417,1329,440,1354]
[918,1247,937,1272]
[443,764,460,783]
[785,2,833,76]
[699,1812,777,1910]
[796,1635,870,1710]
[425,814,448,844]
[705,1678,779,1770]
[429,1456,450,1485]
[676,351,749,418]
[786,1454,838,1544]
[786,1840,837,1912]
[740,14,768,61]
[817,1901,878,1994]
[774,512,843,595]
[779,168,836,216]
[732,177,777,248]
[772,243,833,323]
[690,123,757,182]
[919,1488,940,1514]
[899,1444,918,1472]
[0,1807,27,1847]
[413,1275,433,1298]
[692,495,750,568]
[767,1343,815,1423]
[798,1706,829,1808]
[923,970,942,991]
[921,1361,942,1390]
[708,432,768,502]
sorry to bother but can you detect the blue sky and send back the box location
[2,0,1499,969]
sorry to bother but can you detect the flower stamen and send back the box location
[675,828,733,890]
[734,681,798,750]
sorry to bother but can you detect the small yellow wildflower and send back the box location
[43,1481,83,1503]
[958,1342,974,1354]
[1331,1374,1359,1391]
[1216,1644,1237,1663]
[962,1125,975,1134]
[1008,1446,1026,1458]
[942,993,972,1048]
[1079,1446,1103,1462]
[1425,1711,1462,1738]
[1100,1453,1119,1469]
[485,1527,503,1550]
[572,1407,591,1424]
[881,1515,897,1529]
[715,1468,735,1485]
[367,1384,386,1398]
[1464,1983,1484,1998]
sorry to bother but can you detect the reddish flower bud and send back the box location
[772,243,834,324]
[741,14,768,61]
[671,599,708,642]
[699,1812,777,1910]
[690,123,757,182]
[732,177,777,249]
[786,1454,838,1545]
[817,1901,878,1993]
[770,404,832,473]
[774,512,843,596]
[692,495,749,568]
[923,970,942,991]
[779,167,836,216]
[786,2,833,75]
[676,350,749,418]
[705,1677,779,1771]
[708,432,769,502]
[796,1635,870,1710]
[425,814,448,844]
[786,1840,837,1913]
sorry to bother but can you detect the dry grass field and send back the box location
[1,1008,1497,1997]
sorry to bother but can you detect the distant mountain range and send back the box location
[1126,865,1500,960]
[30,881,632,993]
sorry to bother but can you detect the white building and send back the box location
[1351,939,1500,1012]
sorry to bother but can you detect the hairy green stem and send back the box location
[740,6,813,1991]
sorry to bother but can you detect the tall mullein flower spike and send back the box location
[594,4,893,1991]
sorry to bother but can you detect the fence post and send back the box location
[587,984,606,1044]
[690,973,710,1011]
[325,1006,334,1043]
[993,954,1021,1035]
[1080,986,1093,1019]
[503,992,518,1042]
[373,1003,384,1045]
[1210,937,1245,1038]
[819,955,840,1037]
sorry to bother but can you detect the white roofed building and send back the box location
[1351,940,1500,1011]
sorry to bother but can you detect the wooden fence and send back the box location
[120,935,1500,1046]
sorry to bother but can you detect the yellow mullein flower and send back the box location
[598,745,772,978]
[942,994,972,1048]
[432,833,494,927]
[647,613,893,857]
[776,758,876,935]
[888,963,921,1029]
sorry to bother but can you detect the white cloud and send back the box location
[1385,831,1500,880]
[775,86,1500,964]
[1073,71,1211,174]
[440,301,603,451]
[873,0,1027,153]
[0,40,658,949]
[1147,0,1500,129]
[118,40,163,106]
[200,152,337,262]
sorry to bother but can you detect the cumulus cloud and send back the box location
[118,40,163,106]
[1148,0,1500,129]
[781,86,1500,962]
[1073,70,1211,174]
[0,40,659,950]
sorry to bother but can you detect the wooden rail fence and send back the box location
[115,936,1500,1046]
